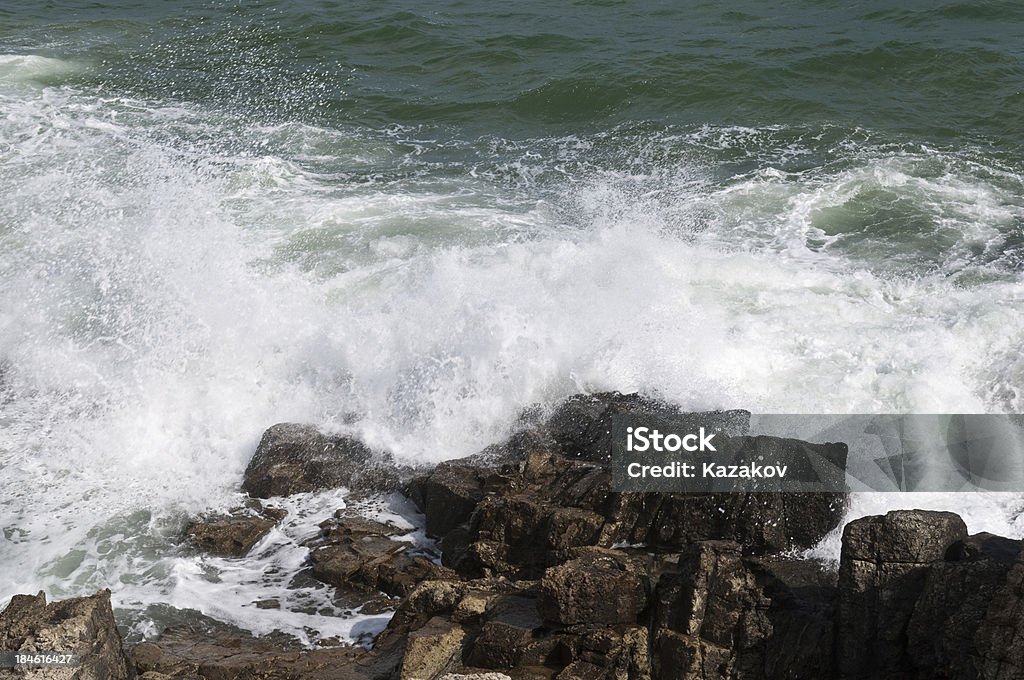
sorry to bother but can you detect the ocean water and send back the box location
[1,0,1023,644]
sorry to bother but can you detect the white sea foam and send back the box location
[1,81,1023,642]
[0,54,79,85]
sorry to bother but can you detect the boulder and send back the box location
[837,510,968,679]
[0,589,129,680]
[243,423,399,498]
[651,541,769,679]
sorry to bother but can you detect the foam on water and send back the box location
[0,54,80,85]
[2,72,1024,643]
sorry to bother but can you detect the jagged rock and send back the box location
[464,594,542,669]
[837,510,968,679]
[130,625,387,679]
[308,517,455,598]
[408,393,847,580]
[651,541,769,679]
[907,533,1020,679]
[0,590,129,680]
[243,423,399,498]
[537,551,647,626]
[185,510,279,557]
[973,538,1024,680]
[440,674,513,680]
[399,616,466,680]
[406,461,489,538]
[545,392,750,462]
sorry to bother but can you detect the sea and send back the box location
[1,0,1023,645]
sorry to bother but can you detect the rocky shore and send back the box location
[3,393,1024,679]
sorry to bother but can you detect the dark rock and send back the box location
[546,391,750,462]
[750,557,837,680]
[837,510,968,679]
[973,539,1024,680]
[185,512,278,557]
[651,541,769,679]
[465,594,542,669]
[399,616,466,680]
[0,589,129,680]
[243,423,399,499]
[130,624,387,679]
[407,461,488,538]
[537,550,647,626]
[907,533,1020,679]
[308,516,454,598]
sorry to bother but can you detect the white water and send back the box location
[2,56,1024,643]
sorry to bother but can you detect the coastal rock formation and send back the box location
[15,394,1024,679]
[0,589,129,680]
[408,393,847,579]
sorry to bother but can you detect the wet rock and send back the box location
[545,391,750,462]
[0,589,129,680]
[537,551,647,626]
[243,423,399,498]
[837,510,968,679]
[185,510,278,557]
[407,461,489,538]
[308,517,454,598]
[464,594,542,669]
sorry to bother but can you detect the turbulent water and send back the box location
[2,0,1024,644]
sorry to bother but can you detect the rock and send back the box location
[130,624,387,679]
[308,517,455,598]
[243,423,399,498]
[185,511,278,557]
[651,541,769,679]
[537,551,647,626]
[0,589,129,680]
[464,594,542,669]
[545,391,750,462]
[409,393,846,581]
[973,538,1024,680]
[908,533,1020,679]
[399,616,466,680]
[837,510,968,679]
[407,461,488,538]
[439,674,513,680]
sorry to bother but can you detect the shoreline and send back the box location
[4,392,1024,679]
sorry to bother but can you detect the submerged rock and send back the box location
[0,589,129,680]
